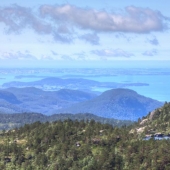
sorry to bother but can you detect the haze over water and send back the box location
[0,68,169,102]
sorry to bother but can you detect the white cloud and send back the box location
[0,51,35,60]
[0,4,169,47]
[0,5,52,34]
[92,49,134,58]
[40,4,169,33]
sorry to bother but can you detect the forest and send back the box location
[0,112,133,130]
[1,102,170,170]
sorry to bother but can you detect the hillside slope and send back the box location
[56,88,163,120]
[1,119,170,169]
[0,91,21,104]
[135,102,170,135]
[0,87,97,114]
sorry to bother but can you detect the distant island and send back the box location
[2,77,149,92]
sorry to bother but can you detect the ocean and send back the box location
[86,74,170,102]
[0,68,170,102]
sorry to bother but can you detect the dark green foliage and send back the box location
[1,119,170,169]
[137,102,170,135]
[0,112,133,130]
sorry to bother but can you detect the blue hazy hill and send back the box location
[0,87,97,114]
[56,88,163,120]
[0,87,163,120]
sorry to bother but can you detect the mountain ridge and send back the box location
[0,87,163,120]
[0,87,97,114]
[56,88,163,120]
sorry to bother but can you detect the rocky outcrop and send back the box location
[136,127,146,133]
[140,119,148,125]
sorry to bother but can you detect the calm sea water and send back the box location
[86,74,170,102]
[0,68,170,102]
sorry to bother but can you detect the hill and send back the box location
[134,102,170,136]
[1,119,170,169]
[0,91,21,104]
[0,87,97,114]
[0,88,163,120]
[56,88,163,120]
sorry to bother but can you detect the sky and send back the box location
[0,0,170,68]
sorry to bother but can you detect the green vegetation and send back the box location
[1,102,170,169]
[136,102,170,135]
[57,88,163,120]
[1,118,170,169]
[0,112,133,130]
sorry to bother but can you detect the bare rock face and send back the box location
[149,110,156,120]
[136,127,146,133]
[140,119,148,125]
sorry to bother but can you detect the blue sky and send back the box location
[0,0,170,68]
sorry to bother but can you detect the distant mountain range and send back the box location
[56,88,163,120]
[0,87,97,114]
[0,87,163,120]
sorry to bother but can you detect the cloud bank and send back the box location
[0,5,51,34]
[0,4,169,36]
[0,4,169,62]
[0,51,35,60]
[40,4,169,33]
